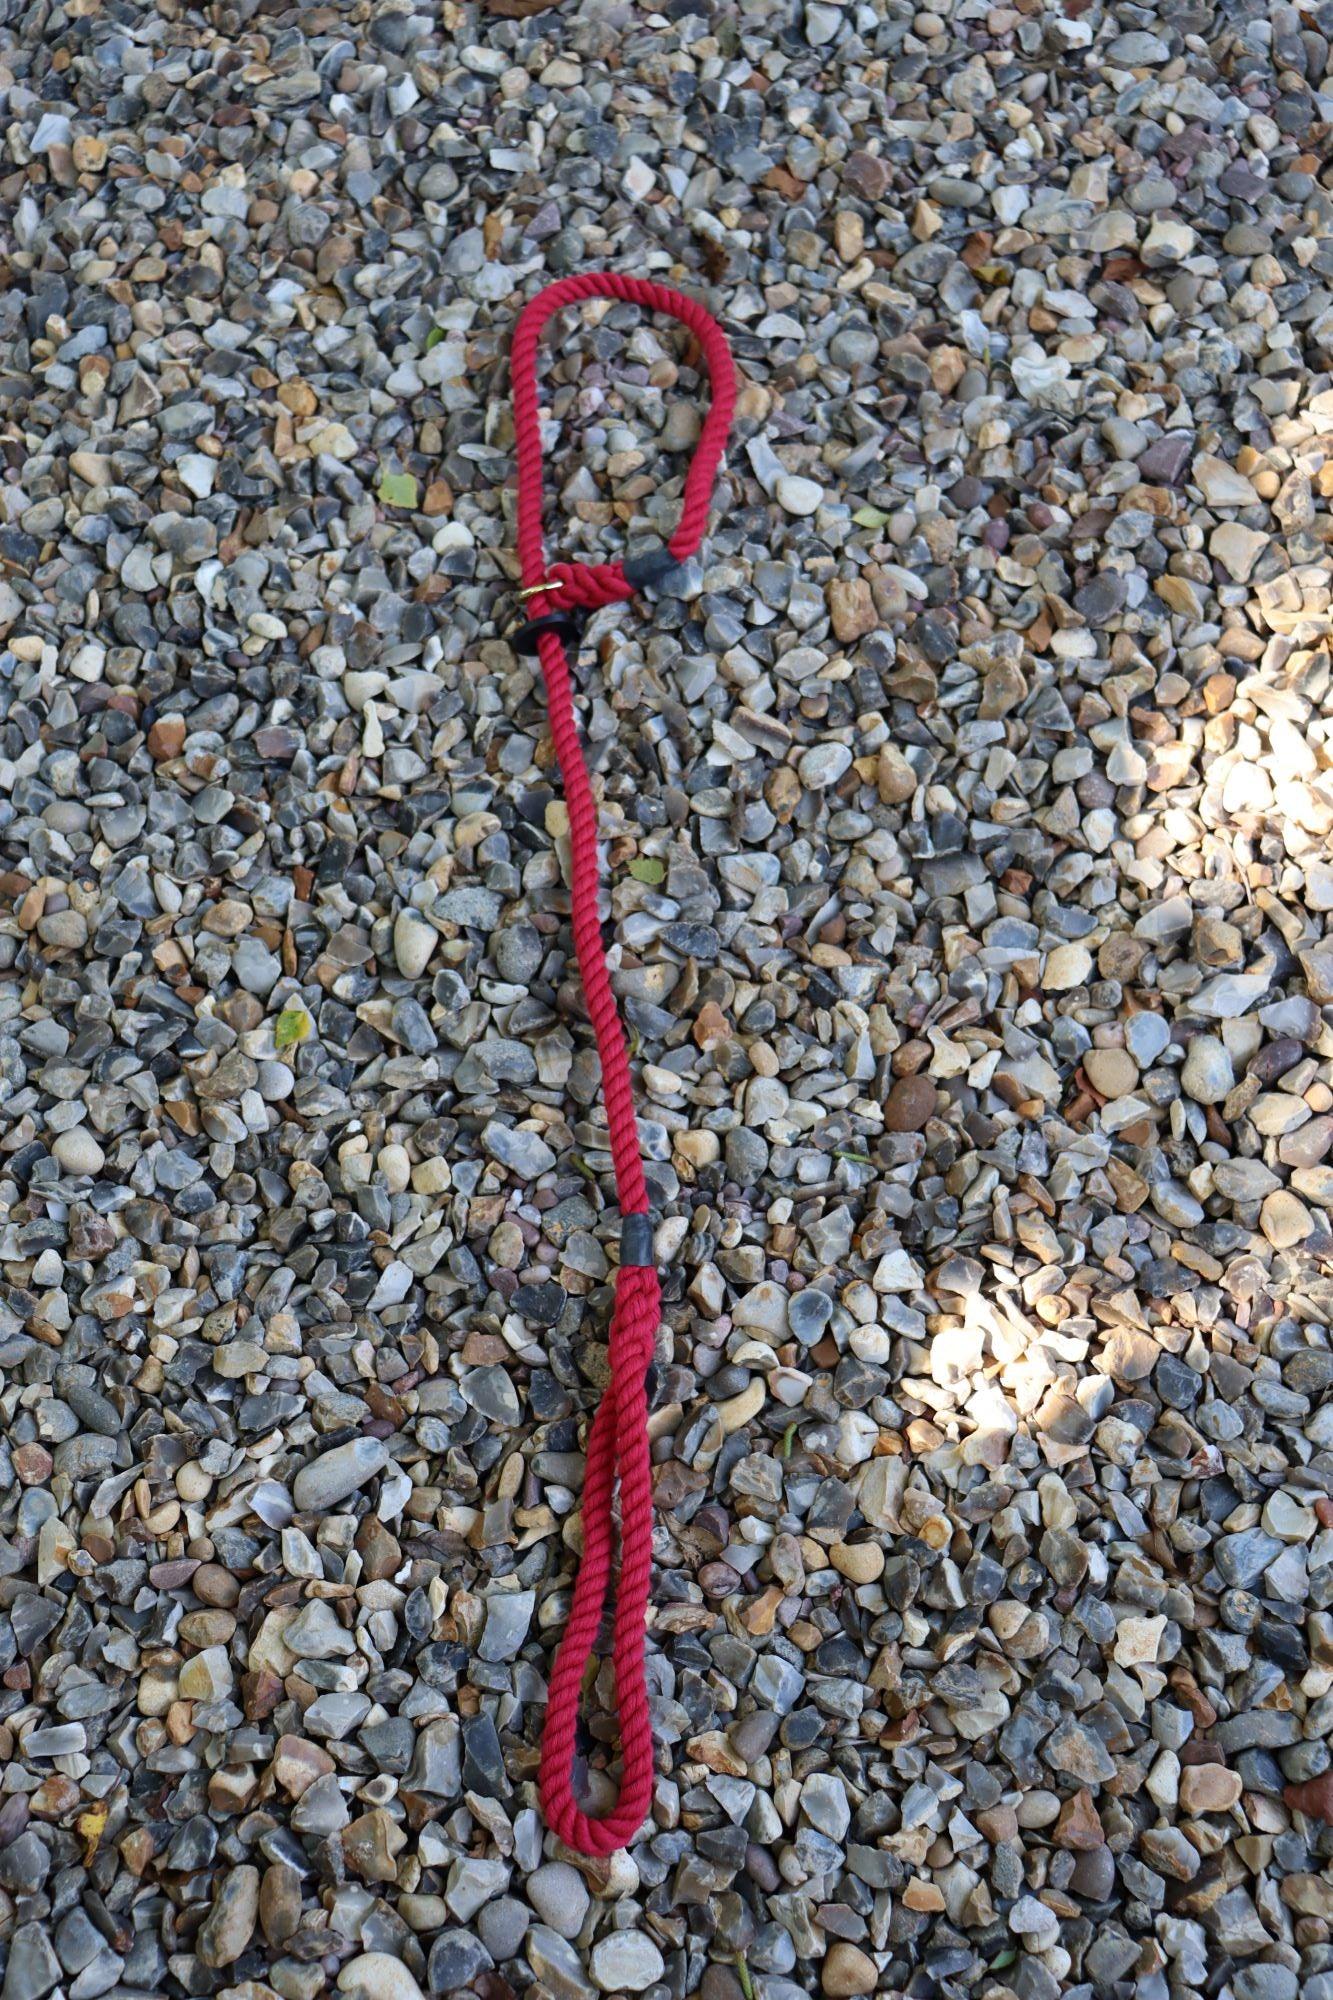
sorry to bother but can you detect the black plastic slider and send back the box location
[620,1211,655,1267]
[511,610,583,657]
[622,542,684,592]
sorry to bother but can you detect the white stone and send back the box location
[445,1854,511,1922]
[1193,972,1271,1017]
[1114,1612,1166,1667]
[1180,1036,1233,1105]
[308,422,358,460]
[1296,868,1328,916]
[1011,348,1075,411]
[1261,1189,1314,1250]
[1042,942,1092,990]
[1209,521,1268,582]
[52,1128,105,1175]
[68,643,106,682]
[1192,454,1261,508]
[1009,1895,1060,1949]
[177,454,216,497]
[1142,217,1196,263]
[338,1956,427,2000]
[1262,1491,1316,1542]
[419,342,466,387]
[368,1260,413,1309]
[731,1281,790,1339]
[526,1862,590,1939]
[394,910,437,979]
[31,112,72,152]
[872,1247,922,1291]
[857,1454,907,1529]
[992,185,1030,225]
[775,474,823,516]
[798,742,852,788]
[590,1932,665,1993]
[292,1437,390,1512]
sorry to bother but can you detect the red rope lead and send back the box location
[510,275,735,1856]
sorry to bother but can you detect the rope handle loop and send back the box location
[511,272,737,618]
[509,275,735,1856]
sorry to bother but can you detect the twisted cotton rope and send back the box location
[510,274,735,1856]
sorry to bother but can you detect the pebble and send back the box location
[528,1927,596,2000]
[1179,1765,1244,1815]
[1181,1035,1235,1104]
[775,475,824,516]
[822,1944,878,1996]
[393,910,438,979]
[590,1933,666,1993]
[291,1437,390,1511]
[196,1865,260,1968]
[1043,943,1092,990]
[50,1128,106,1175]
[884,1074,936,1132]
[338,1957,428,2000]
[1083,1047,1138,1099]
[1261,1189,1314,1249]
[527,1863,590,1940]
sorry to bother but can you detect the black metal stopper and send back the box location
[620,1212,655,1267]
[510,610,583,656]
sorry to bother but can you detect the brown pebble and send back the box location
[12,1444,52,1484]
[355,1514,403,1583]
[177,1609,238,1648]
[822,1942,879,1997]
[1179,1764,1243,1815]
[830,1541,885,1584]
[1082,1048,1138,1099]
[277,380,317,417]
[147,716,186,761]
[1284,1773,1333,1824]
[271,1733,335,1799]
[876,743,917,804]
[976,1804,1018,1845]
[260,1860,302,1945]
[884,1073,936,1132]
[1054,1787,1105,1850]
[903,1878,945,1912]
[341,1808,405,1882]
[827,576,878,643]
[693,1000,732,1050]
[242,1669,285,1721]
[843,150,891,199]
[148,1559,201,1590]
[192,1564,241,1607]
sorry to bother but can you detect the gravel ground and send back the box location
[2,0,1333,1997]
